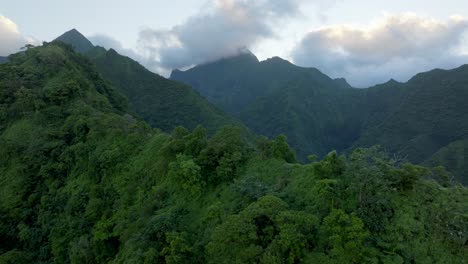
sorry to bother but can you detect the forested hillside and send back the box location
[55,29,235,133]
[0,42,466,264]
[172,54,468,184]
[353,66,468,185]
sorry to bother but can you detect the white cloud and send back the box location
[291,13,468,87]
[0,15,38,56]
[88,34,143,60]
[88,34,175,76]
[137,0,302,73]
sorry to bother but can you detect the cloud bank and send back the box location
[0,15,38,56]
[85,9,468,87]
[291,13,468,87]
[137,0,301,73]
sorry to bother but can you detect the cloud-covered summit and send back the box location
[137,0,302,73]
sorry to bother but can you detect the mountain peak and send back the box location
[333,77,353,88]
[263,56,291,64]
[384,78,401,85]
[68,28,80,34]
[171,50,259,78]
[54,28,94,53]
[219,50,259,65]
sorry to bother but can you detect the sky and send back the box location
[2,0,468,87]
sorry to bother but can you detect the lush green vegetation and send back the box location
[0,43,466,263]
[171,53,468,184]
[55,30,236,134]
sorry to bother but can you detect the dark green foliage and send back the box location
[271,135,297,163]
[318,209,370,263]
[197,126,252,185]
[0,43,467,263]
[207,195,319,263]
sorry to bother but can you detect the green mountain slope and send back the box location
[354,66,468,164]
[172,54,468,184]
[171,54,397,158]
[1,43,466,263]
[171,52,351,116]
[54,29,235,132]
[238,70,363,159]
[239,75,409,159]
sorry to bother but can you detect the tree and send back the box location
[396,163,426,191]
[271,135,297,163]
[168,154,204,195]
[197,126,250,184]
[321,209,372,263]
[313,151,345,179]
[161,232,193,264]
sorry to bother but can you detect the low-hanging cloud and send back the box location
[137,0,301,73]
[0,15,38,56]
[88,34,178,76]
[88,34,144,61]
[292,13,468,87]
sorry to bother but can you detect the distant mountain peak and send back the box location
[171,50,259,78]
[107,48,119,55]
[333,77,352,88]
[219,50,259,64]
[54,28,94,53]
[170,69,183,79]
[385,78,401,85]
[68,28,80,34]
[263,56,291,64]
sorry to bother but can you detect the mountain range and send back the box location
[52,29,468,184]
[172,52,468,184]
[0,30,466,263]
